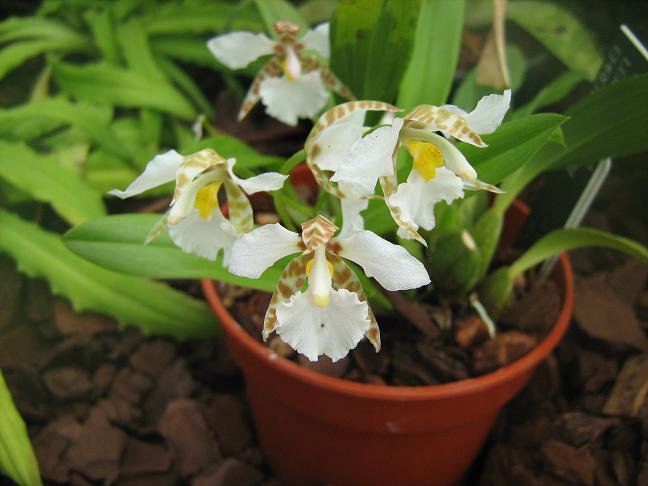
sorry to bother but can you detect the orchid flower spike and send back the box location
[207,20,353,126]
[229,215,430,362]
[108,149,287,265]
[305,92,512,244]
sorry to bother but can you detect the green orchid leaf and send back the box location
[0,97,129,158]
[156,55,215,119]
[507,1,602,81]
[0,141,105,225]
[481,227,648,316]
[461,113,568,187]
[398,0,465,109]
[0,37,90,82]
[0,209,217,339]
[331,0,421,102]
[0,371,42,486]
[496,74,648,211]
[64,214,281,292]
[84,150,138,194]
[254,0,309,34]
[84,7,120,64]
[511,227,648,277]
[512,70,584,119]
[51,61,196,120]
[117,19,165,81]
[0,15,83,43]
[142,3,263,35]
[186,134,284,170]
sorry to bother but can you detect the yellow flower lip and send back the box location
[193,181,222,219]
[405,140,445,182]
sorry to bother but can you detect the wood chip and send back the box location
[604,354,648,416]
[574,275,647,350]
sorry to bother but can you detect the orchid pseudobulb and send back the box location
[208,20,353,126]
[109,149,287,265]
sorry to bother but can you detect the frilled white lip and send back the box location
[275,288,371,362]
[259,71,330,126]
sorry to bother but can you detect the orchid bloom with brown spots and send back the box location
[305,92,512,245]
[207,20,353,126]
[109,148,287,265]
[229,215,430,362]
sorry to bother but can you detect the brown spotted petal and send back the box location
[301,215,338,251]
[263,253,310,341]
[405,105,486,147]
[224,180,254,235]
[328,253,381,352]
[238,57,283,122]
[171,149,227,205]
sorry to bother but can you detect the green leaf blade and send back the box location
[63,214,281,292]
[398,0,465,109]
[0,209,217,339]
[0,141,105,225]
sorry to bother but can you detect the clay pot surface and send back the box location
[202,252,574,486]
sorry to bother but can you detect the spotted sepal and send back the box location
[305,101,399,199]
[306,100,399,147]
[327,252,380,352]
[301,215,338,251]
[263,253,310,341]
[171,149,226,205]
[237,57,283,122]
[379,175,427,246]
[405,105,486,147]
[224,180,254,235]
[144,213,168,244]
[301,57,354,100]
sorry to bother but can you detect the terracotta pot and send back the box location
[202,244,573,486]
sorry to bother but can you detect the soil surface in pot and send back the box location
[222,272,562,385]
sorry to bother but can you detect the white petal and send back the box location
[229,223,302,278]
[389,168,464,235]
[465,89,511,134]
[336,230,430,291]
[168,208,237,265]
[330,118,403,195]
[301,22,330,58]
[206,31,276,69]
[108,150,182,198]
[426,132,477,181]
[338,191,368,238]
[310,110,365,172]
[275,288,370,362]
[226,158,287,195]
[259,71,330,126]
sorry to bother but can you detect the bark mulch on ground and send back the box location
[1,252,647,485]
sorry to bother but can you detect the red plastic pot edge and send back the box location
[201,253,573,401]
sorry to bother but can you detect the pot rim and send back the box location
[201,253,573,402]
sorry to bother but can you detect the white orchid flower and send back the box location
[229,215,430,362]
[304,92,511,243]
[108,149,287,266]
[207,21,353,126]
